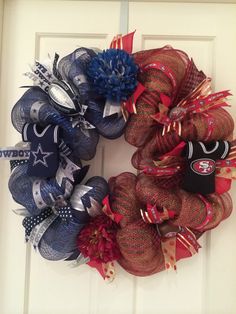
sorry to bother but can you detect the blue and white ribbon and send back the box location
[0,147,30,160]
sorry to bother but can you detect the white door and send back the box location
[0,1,236,314]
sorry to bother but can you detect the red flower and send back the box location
[77,215,120,264]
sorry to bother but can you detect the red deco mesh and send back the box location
[136,174,182,217]
[125,47,188,148]
[218,192,233,220]
[117,220,165,276]
[109,172,233,276]
[203,192,233,230]
[136,174,232,230]
[109,172,165,276]
[109,47,234,277]
[109,172,141,228]
[125,47,234,170]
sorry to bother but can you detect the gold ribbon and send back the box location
[102,261,116,282]
[161,237,177,271]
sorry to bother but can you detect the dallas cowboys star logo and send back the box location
[46,73,53,80]
[32,144,53,168]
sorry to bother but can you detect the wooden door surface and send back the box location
[0,1,236,314]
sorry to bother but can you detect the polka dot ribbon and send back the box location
[52,196,74,222]
[22,208,52,240]
[161,237,177,271]
[10,159,28,171]
[161,227,201,271]
[57,205,73,222]
[87,260,116,282]
[103,261,116,282]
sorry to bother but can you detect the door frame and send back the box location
[0,0,4,77]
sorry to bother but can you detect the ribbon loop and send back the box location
[110,31,135,54]
[140,204,175,224]
[102,195,123,223]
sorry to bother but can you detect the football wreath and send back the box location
[0,32,235,281]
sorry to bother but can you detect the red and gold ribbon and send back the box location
[150,78,231,137]
[87,260,116,282]
[102,261,116,282]
[194,194,214,231]
[161,226,201,271]
[176,227,201,256]
[161,237,177,271]
[123,82,146,114]
[102,195,123,223]
[110,31,135,54]
[140,204,175,224]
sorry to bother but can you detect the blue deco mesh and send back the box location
[38,217,84,261]
[11,87,99,160]
[72,176,109,222]
[58,47,97,104]
[8,163,41,215]
[11,87,74,138]
[85,99,127,139]
[9,163,63,215]
[81,176,109,208]
[58,47,127,140]
[9,48,125,261]
[71,127,99,161]
[9,158,81,216]
[38,176,109,261]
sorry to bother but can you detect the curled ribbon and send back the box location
[151,78,231,137]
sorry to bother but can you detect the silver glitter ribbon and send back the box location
[12,208,31,217]
[70,184,92,211]
[55,156,81,198]
[32,180,48,210]
[69,253,90,268]
[29,214,58,249]
[72,116,95,130]
[79,104,88,116]
[86,197,103,217]
[24,57,56,93]
[70,184,102,217]
[103,99,121,117]
[55,157,80,186]
[71,105,95,137]
[30,100,46,122]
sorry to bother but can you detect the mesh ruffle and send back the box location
[125,47,234,170]
[109,171,232,276]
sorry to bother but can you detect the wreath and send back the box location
[1,32,235,281]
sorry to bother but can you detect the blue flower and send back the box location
[87,49,138,102]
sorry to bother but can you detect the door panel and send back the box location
[0,2,135,314]
[129,3,236,314]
